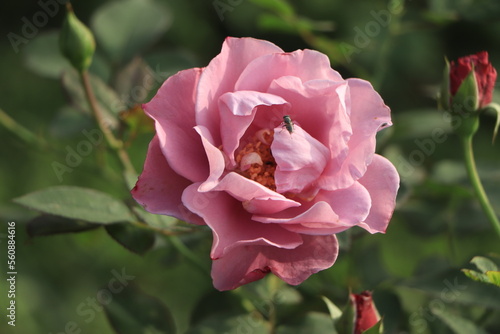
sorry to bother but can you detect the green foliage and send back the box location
[13,186,134,224]
[90,0,171,65]
[2,0,500,333]
[103,283,176,334]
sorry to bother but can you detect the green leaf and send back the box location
[24,31,72,79]
[249,0,295,16]
[321,296,342,321]
[362,320,383,334]
[49,105,93,138]
[462,256,500,287]
[26,214,99,237]
[276,312,337,334]
[334,295,355,334]
[403,268,500,310]
[482,102,500,143]
[13,186,134,224]
[431,308,488,334]
[470,256,498,272]
[91,0,172,64]
[486,271,500,286]
[105,223,156,256]
[438,57,450,110]
[187,312,270,334]
[103,283,176,334]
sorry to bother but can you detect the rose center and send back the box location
[235,129,277,191]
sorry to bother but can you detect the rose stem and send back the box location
[80,70,137,185]
[0,108,47,149]
[462,135,500,240]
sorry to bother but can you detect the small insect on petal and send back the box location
[282,115,294,134]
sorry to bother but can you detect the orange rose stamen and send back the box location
[235,130,276,191]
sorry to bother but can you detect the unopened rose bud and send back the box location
[59,3,95,72]
[351,291,382,334]
[450,51,497,110]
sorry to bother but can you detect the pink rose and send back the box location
[132,37,399,291]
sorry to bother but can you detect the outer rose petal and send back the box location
[182,184,303,260]
[131,136,204,225]
[357,155,400,233]
[235,49,344,93]
[211,234,339,291]
[320,78,391,191]
[143,68,207,183]
[196,37,284,144]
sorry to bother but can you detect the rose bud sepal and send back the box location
[59,2,95,73]
[450,67,480,139]
[438,58,451,111]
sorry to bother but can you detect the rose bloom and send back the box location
[132,37,399,291]
[351,291,381,334]
[449,51,497,108]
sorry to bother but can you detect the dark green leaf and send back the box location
[26,214,99,237]
[103,283,176,334]
[13,186,134,224]
[431,308,488,334]
[105,223,156,256]
[335,295,355,334]
[91,0,172,64]
[24,30,72,79]
[362,320,383,334]
[187,312,270,334]
[276,312,337,334]
[249,0,295,16]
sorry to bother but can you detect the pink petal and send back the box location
[272,125,330,194]
[267,76,352,188]
[181,184,303,260]
[131,136,204,225]
[143,68,207,182]
[218,90,289,167]
[357,154,399,233]
[196,37,284,144]
[210,172,301,214]
[194,125,226,192]
[253,182,371,235]
[235,49,344,92]
[320,79,391,190]
[211,234,339,291]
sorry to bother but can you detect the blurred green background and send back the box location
[1,0,500,333]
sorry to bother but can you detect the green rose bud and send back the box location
[59,3,95,72]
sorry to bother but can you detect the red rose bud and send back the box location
[351,291,381,334]
[449,51,497,109]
